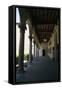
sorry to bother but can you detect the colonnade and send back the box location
[18,23,40,72]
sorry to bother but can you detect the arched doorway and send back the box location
[42,49,45,56]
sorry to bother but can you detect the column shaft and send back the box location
[18,25,26,72]
[29,36,32,63]
[33,40,35,59]
[54,32,57,61]
[36,46,39,57]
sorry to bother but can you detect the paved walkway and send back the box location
[16,56,58,83]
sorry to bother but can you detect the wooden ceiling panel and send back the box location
[28,7,60,43]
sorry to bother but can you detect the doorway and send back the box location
[43,49,45,56]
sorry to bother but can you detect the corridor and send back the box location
[16,56,58,83]
[16,6,60,83]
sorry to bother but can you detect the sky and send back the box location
[16,8,20,23]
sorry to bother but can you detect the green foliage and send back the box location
[16,54,29,64]
[16,56,19,64]
[24,54,29,61]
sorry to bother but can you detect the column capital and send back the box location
[33,39,35,44]
[28,35,33,40]
[18,24,27,33]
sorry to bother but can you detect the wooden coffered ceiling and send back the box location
[35,24,54,42]
[28,7,60,43]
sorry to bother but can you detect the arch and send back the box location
[24,20,30,63]
[24,19,34,64]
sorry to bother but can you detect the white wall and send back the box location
[47,25,59,59]
[39,43,48,56]
[39,48,43,56]
[48,33,54,59]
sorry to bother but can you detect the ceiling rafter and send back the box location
[28,7,59,43]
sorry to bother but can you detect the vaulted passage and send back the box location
[16,6,60,82]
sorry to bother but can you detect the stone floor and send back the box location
[16,56,58,83]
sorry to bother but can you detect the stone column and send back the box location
[36,46,39,57]
[33,40,35,59]
[29,35,33,64]
[37,47,39,57]
[35,44,36,57]
[54,31,57,61]
[38,48,39,57]
[18,24,26,72]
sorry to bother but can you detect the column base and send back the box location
[17,67,25,73]
[28,60,33,65]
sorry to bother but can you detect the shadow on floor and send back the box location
[16,56,59,83]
